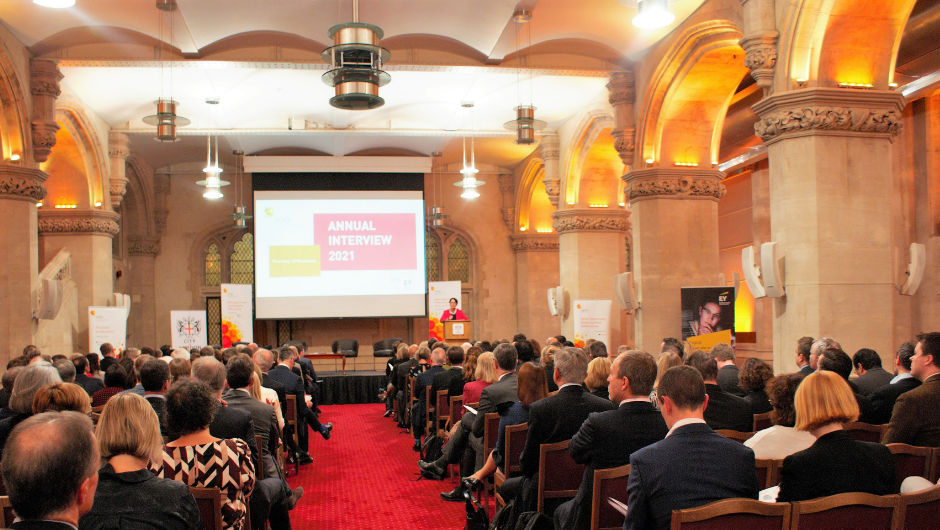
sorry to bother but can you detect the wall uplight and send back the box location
[54,204,77,209]
[536,228,553,233]
[520,227,527,232]
[94,201,102,207]
[674,162,698,167]
[645,159,654,164]
[36,202,43,208]
[10,154,20,161]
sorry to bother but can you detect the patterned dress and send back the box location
[153,439,256,530]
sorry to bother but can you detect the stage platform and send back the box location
[315,370,385,405]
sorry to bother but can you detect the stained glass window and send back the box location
[230,233,254,284]
[205,243,221,286]
[447,238,469,283]
[426,231,441,282]
[206,297,221,346]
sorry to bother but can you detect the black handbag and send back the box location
[464,488,489,530]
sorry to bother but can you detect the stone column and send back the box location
[511,234,560,342]
[750,161,774,360]
[38,209,120,350]
[499,174,515,231]
[607,71,636,167]
[108,132,130,209]
[753,88,904,369]
[551,208,629,347]
[739,0,778,94]
[540,135,561,207]
[127,237,160,349]
[622,167,725,351]
[29,59,63,164]
[0,164,47,366]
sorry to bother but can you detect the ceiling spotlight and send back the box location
[632,0,675,29]
[33,0,75,7]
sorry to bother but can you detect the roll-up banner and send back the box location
[170,310,209,349]
[221,284,254,348]
[573,300,613,348]
[681,286,736,351]
[428,281,462,341]
[88,307,128,356]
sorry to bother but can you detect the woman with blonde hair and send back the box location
[252,364,284,429]
[461,351,497,406]
[541,345,561,392]
[32,382,91,415]
[776,371,894,502]
[650,351,683,408]
[585,357,612,401]
[80,393,202,530]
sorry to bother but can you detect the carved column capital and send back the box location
[498,173,515,231]
[607,71,636,107]
[29,59,63,164]
[128,236,160,256]
[622,168,726,202]
[0,164,48,202]
[29,60,63,98]
[739,32,778,91]
[752,88,906,145]
[609,127,636,166]
[108,131,131,208]
[540,135,561,207]
[551,208,630,234]
[38,210,120,238]
[510,233,560,252]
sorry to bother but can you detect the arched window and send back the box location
[426,230,441,282]
[447,238,470,283]
[205,243,221,286]
[230,233,254,284]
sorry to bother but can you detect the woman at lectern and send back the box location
[440,298,468,321]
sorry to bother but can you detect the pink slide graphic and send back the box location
[313,213,417,271]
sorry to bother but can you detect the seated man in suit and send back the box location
[1,411,100,530]
[884,332,940,446]
[686,351,753,432]
[500,347,616,513]
[852,348,894,396]
[712,343,745,397]
[869,341,920,424]
[419,342,518,501]
[431,345,467,425]
[412,347,447,451]
[254,348,308,464]
[269,347,333,454]
[795,336,815,375]
[139,359,170,436]
[71,354,103,396]
[555,350,668,530]
[624,366,759,530]
[816,348,874,423]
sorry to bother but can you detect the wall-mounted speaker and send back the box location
[547,286,565,317]
[741,242,785,298]
[35,278,64,320]
[613,272,639,310]
[741,246,766,298]
[900,243,926,296]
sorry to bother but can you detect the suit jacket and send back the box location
[884,375,940,446]
[99,356,118,373]
[433,367,466,398]
[268,364,316,426]
[10,521,79,530]
[799,364,814,375]
[395,358,418,391]
[624,423,759,530]
[717,365,746,396]
[564,401,668,530]
[471,373,518,438]
[415,365,444,410]
[224,389,279,479]
[261,372,287,417]
[703,383,753,432]
[777,430,895,502]
[518,384,616,478]
[869,376,920,425]
[75,372,104,396]
[145,395,168,436]
[854,367,895,397]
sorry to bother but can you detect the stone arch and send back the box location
[50,105,109,209]
[427,221,484,333]
[560,110,614,208]
[636,20,745,166]
[514,156,545,233]
[776,0,917,91]
[188,221,251,307]
[0,41,32,163]
[123,154,157,239]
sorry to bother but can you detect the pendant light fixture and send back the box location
[197,134,229,199]
[322,0,391,110]
[454,137,485,199]
[230,150,253,227]
[504,11,545,145]
[142,0,189,141]
[629,0,675,29]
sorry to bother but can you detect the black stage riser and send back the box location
[316,372,385,405]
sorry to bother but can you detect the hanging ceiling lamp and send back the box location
[230,150,253,228]
[321,0,391,110]
[631,0,675,29]
[454,138,485,199]
[142,0,188,141]
[427,152,449,227]
[504,11,545,145]
[196,135,229,199]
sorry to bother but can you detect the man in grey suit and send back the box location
[624,366,759,530]
[852,348,894,396]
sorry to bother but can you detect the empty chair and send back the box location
[789,492,899,530]
[887,443,933,493]
[372,338,401,370]
[669,498,790,530]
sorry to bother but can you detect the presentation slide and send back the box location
[254,190,426,319]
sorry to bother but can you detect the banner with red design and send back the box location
[221,284,253,348]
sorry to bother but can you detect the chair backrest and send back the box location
[449,395,463,424]
[255,434,265,478]
[483,412,500,457]
[592,464,630,530]
[669,498,790,530]
[931,448,940,483]
[189,486,224,530]
[537,439,586,513]
[789,492,899,530]
[503,423,529,480]
[753,411,774,432]
[755,458,780,489]
[331,339,359,357]
[383,337,403,350]
[715,429,755,443]
[436,390,449,428]
[896,484,940,530]
[425,385,434,430]
[887,443,934,493]
[0,496,15,528]
[843,422,887,443]
[284,394,298,446]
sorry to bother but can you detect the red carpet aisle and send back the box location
[287,403,468,529]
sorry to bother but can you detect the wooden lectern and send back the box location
[443,320,471,341]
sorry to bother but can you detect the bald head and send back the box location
[253,349,274,372]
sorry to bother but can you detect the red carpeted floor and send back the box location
[286,403,471,529]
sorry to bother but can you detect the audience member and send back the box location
[743,373,815,459]
[809,337,840,371]
[869,341,920,425]
[624,366,758,530]
[139,359,171,435]
[817,348,873,422]
[776,371,894,502]
[169,358,192,383]
[681,340,694,360]
[615,345,631,359]
[412,347,447,450]
[99,343,117,372]
[739,358,773,414]
[540,345,561,392]
[584,356,611,401]
[251,364,284,429]
[268,347,332,460]
[650,351,682,407]
[555,351,668,530]
[1,411,99,530]
[795,336,815,375]
[86,354,101,379]
[71,354,104,396]
[661,337,681,353]
[685,351,752,432]
[0,362,62,452]
[0,366,20,409]
[432,345,467,416]
[852,348,894,396]
[515,339,536,365]
[91,364,128,408]
[188,357,260,469]
[461,351,496,406]
[32,382,91,414]
[586,340,608,359]
[712,343,745,396]
[80,394,202,530]
[884,332,940,446]
[118,356,140,393]
[53,359,76,384]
